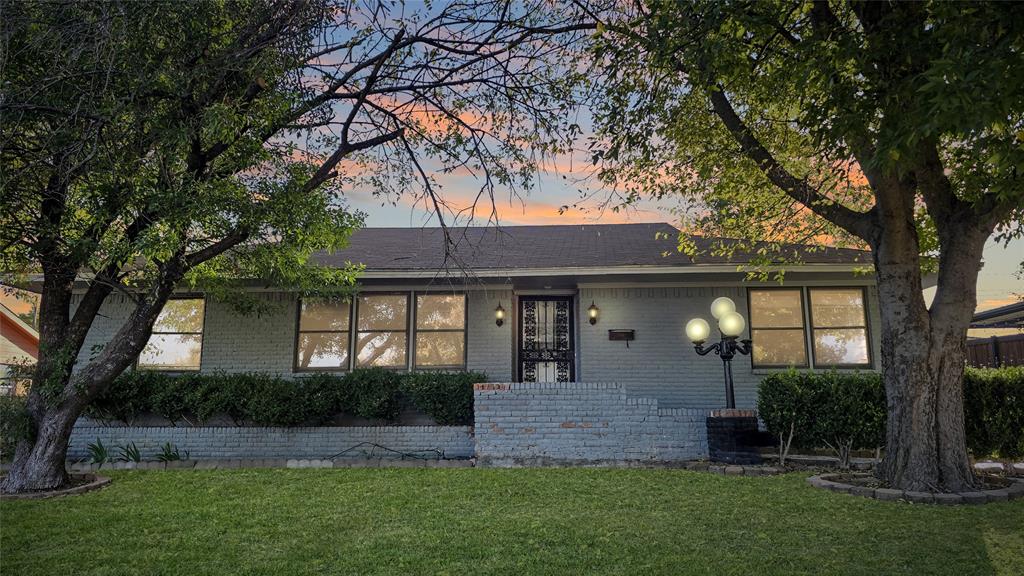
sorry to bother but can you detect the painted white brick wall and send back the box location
[474,382,709,465]
[68,425,474,460]
[466,289,513,381]
[578,285,883,409]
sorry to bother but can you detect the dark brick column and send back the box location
[706,409,762,465]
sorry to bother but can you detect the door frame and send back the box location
[516,294,576,382]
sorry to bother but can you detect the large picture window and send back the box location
[809,288,871,367]
[296,298,351,371]
[138,298,205,371]
[355,294,408,368]
[748,289,808,368]
[414,293,466,368]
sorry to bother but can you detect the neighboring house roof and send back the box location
[1,303,39,361]
[971,301,1024,328]
[312,223,870,272]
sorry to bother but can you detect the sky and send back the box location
[344,162,1022,313]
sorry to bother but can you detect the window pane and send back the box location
[154,299,204,333]
[751,329,807,366]
[416,332,465,367]
[416,294,465,329]
[749,290,804,328]
[138,334,202,370]
[810,289,866,327]
[296,333,350,369]
[355,332,407,367]
[357,295,407,330]
[299,299,350,331]
[814,329,870,365]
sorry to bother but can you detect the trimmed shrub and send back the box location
[0,394,31,460]
[337,368,402,421]
[964,366,1024,458]
[758,370,885,468]
[400,371,486,425]
[88,368,484,427]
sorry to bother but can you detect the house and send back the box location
[75,223,880,410]
[1,302,38,395]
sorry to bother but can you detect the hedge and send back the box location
[963,366,1024,458]
[0,394,31,460]
[758,366,1024,463]
[757,370,885,467]
[86,368,486,427]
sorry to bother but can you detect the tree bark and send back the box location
[871,192,986,492]
[0,403,81,492]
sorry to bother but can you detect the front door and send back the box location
[518,296,575,382]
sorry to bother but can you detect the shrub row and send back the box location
[86,368,486,427]
[963,366,1024,458]
[757,370,886,467]
[758,366,1024,463]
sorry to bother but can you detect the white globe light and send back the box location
[710,297,736,319]
[719,311,746,337]
[686,318,711,343]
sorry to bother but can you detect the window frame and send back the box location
[807,286,873,369]
[293,297,354,373]
[746,287,811,369]
[137,295,206,372]
[353,291,412,370]
[411,291,468,370]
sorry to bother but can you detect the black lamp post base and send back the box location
[706,410,763,465]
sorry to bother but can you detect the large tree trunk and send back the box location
[0,404,80,492]
[871,199,985,492]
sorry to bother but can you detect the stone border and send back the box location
[684,461,785,476]
[0,474,111,501]
[807,473,1024,504]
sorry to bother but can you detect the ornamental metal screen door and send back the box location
[517,296,575,382]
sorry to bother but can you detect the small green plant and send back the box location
[156,442,189,462]
[86,439,110,467]
[117,442,142,463]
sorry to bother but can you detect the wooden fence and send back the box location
[966,334,1024,368]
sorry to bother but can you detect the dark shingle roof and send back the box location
[311,223,869,271]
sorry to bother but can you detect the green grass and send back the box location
[2,469,1022,575]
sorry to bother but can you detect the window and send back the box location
[296,298,351,371]
[355,294,408,368]
[414,293,466,368]
[748,289,808,368]
[138,298,204,370]
[809,288,870,367]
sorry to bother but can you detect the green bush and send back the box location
[400,371,485,425]
[337,368,402,421]
[89,368,483,427]
[964,366,1024,458]
[758,370,885,467]
[0,394,31,460]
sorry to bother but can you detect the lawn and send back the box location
[1,469,1021,575]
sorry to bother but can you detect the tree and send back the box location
[0,0,591,493]
[578,1,1024,491]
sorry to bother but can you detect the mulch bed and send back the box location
[0,474,111,501]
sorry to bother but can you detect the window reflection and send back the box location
[749,290,807,367]
[356,295,409,368]
[296,298,351,370]
[414,294,465,368]
[139,298,204,370]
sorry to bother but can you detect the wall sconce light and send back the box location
[495,302,506,327]
[587,301,600,325]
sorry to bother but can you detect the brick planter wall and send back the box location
[68,424,474,460]
[474,382,709,466]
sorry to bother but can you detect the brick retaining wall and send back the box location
[474,382,709,466]
[68,424,474,460]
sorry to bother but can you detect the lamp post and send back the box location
[685,297,752,410]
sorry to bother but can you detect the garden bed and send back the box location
[807,472,1024,504]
